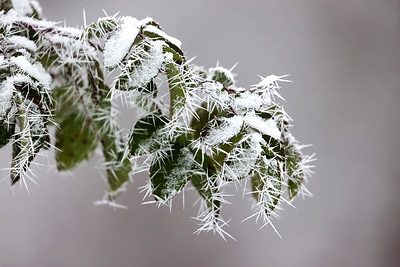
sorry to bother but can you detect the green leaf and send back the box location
[55,112,98,171]
[251,158,283,215]
[114,39,163,92]
[11,99,49,185]
[134,80,160,113]
[142,23,184,61]
[52,84,75,122]
[128,112,168,156]
[191,152,221,213]
[100,124,132,193]
[189,101,220,140]
[0,116,15,148]
[261,135,285,159]
[222,134,261,181]
[213,131,245,170]
[165,61,186,119]
[83,18,118,39]
[150,143,194,201]
[283,136,305,200]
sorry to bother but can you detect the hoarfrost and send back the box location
[104,16,141,68]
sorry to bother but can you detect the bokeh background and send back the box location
[1,0,399,266]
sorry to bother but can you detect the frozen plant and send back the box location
[0,0,315,238]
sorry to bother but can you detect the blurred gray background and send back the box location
[1,0,399,266]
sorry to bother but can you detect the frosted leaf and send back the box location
[134,130,164,155]
[8,36,37,52]
[10,55,51,85]
[143,24,182,48]
[160,147,193,199]
[223,133,264,180]
[11,96,50,185]
[244,112,281,140]
[104,16,141,68]
[208,66,235,87]
[0,80,15,120]
[150,145,195,203]
[203,116,243,146]
[202,82,231,108]
[124,40,165,89]
[0,74,33,120]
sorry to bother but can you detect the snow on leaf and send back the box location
[201,81,231,109]
[10,55,51,85]
[222,132,264,181]
[234,90,265,110]
[283,133,314,200]
[115,40,165,90]
[11,0,33,16]
[208,66,235,87]
[202,116,243,146]
[0,74,37,120]
[2,9,56,28]
[103,16,141,68]
[143,24,182,49]
[0,78,16,121]
[244,112,281,140]
[8,36,37,52]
